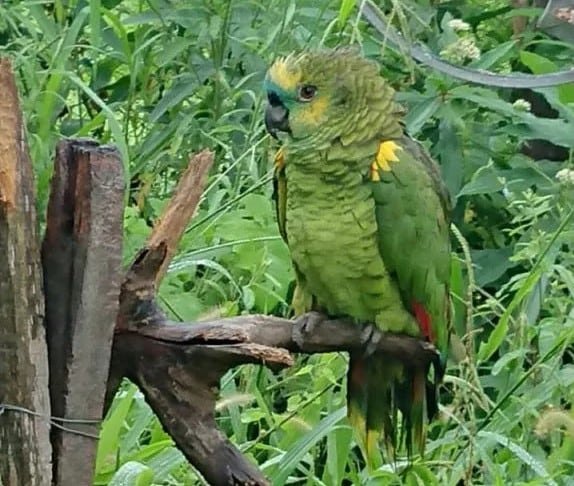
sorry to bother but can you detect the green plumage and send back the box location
[265,49,452,464]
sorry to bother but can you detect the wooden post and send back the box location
[0,57,52,486]
[42,139,124,485]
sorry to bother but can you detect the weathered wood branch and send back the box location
[147,149,213,287]
[42,139,124,486]
[106,154,438,486]
[0,57,52,486]
[121,244,436,360]
[110,249,438,486]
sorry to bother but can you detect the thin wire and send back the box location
[0,403,101,439]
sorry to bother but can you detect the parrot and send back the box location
[263,48,452,462]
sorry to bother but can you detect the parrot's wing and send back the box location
[272,147,288,244]
[371,136,452,360]
[349,136,453,458]
[272,147,313,315]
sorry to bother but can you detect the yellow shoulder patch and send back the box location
[370,140,402,181]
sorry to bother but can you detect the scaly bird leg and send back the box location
[361,323,382,357]
[292,311,328,349]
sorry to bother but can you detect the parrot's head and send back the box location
[263,49,402,145]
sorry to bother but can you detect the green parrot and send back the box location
[263,49,452,461]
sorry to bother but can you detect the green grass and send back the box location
[2,0,574,484]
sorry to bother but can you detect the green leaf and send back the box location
[405,96,441,135]
[477,266,543,362]
[242,285,256,310]
[89,0,102,49]
[338,0,356,26]
[457,165,504,197]
[520,50,574,104]
[478,432,558,486]
[470,41,516,70]
[149,74,197,122]
[144,447,187,480]
[323,397,353,486]
[491,349,526,376]
[96,384,137,474]
[404,464,440,486]
[108,461,154,486]
[119,398,154,456]
[471,247,515,286]
[451,85,574,147]
[519,50,558,75]
[269,408,346,485]
[435,118,464,197]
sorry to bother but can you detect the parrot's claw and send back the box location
[293,311,326,349]
[361,324,383,357]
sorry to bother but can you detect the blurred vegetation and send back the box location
[1,0,574,484]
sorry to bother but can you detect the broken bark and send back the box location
[147,149,213,287]
[42,139,124,486]
[0,57,52,486]
[110,245,438,486]
[105,152,438,486]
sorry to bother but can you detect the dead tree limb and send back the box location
[111,248,437,486]
[106,151,438,486]
[42,139,124,486]
[147,149,213,287]
[0,57,52,486]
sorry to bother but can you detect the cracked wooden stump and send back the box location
[42,139,125,486]
[0,56,52,486]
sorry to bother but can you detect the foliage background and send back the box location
[1,0,574,484]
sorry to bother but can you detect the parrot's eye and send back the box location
[298,85,317,102]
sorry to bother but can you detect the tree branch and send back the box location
[64,132,438,485]
[107,182,438,485]
[111,245,438,485]
[147,149,213,287]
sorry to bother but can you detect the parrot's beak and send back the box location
[264,100,290,138]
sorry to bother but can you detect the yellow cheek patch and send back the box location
[297,96,328,127]
[370,140,402,181]
[268,58,301,91]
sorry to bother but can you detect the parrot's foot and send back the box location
[293,311,327,349]
[361,324,383,357]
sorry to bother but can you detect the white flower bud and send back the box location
[448,19,471,32]
[556,168,574,185]
[512,99,531,112]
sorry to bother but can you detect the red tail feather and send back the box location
[411,301,434,342]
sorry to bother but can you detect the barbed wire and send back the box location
[0,403,100,439]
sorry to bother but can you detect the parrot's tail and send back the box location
[346,352,440,466]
